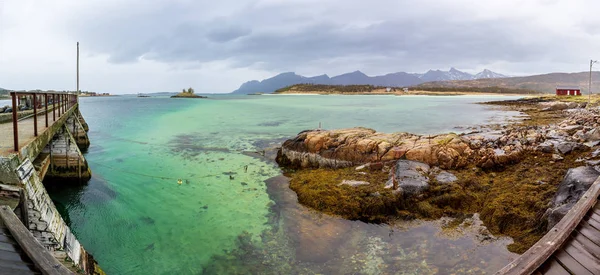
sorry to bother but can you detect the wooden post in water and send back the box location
[11,92,19,152]
[65,134,69,170]
[49,140,53,172]
[77,157,81,180]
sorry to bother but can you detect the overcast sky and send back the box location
[0,0,599,94]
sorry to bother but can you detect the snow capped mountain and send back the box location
[474,69,508,79]
[231,68,508,94]
[418,68,507,82]
[448,67,475,80]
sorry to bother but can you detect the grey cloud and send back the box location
[207,24,252,43]
[69,0,594,75]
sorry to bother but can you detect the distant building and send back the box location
[556,86,581,96]
[403,88,409,93]
[386,87,392,92]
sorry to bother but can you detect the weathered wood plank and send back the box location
[585,214,600,229]
[0,248,30,262]
[571,231,600,259]
[496,177,600,275]
[0,268,41,275]
[588,212,600,223]
[0,206,74,275]
[0,233,18,244]
[555,249,593,275]
[0,241,20,253]
[538,257,569,275]
[577,222,600,246]
[564,238,600,273]
[0,258,38,271]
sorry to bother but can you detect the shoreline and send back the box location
[271,91,537,97]
[274,95,600,254]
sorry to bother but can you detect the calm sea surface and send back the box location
[46,94,522,274]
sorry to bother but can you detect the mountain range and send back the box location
[231,68,508,94]
[416,72,600,94]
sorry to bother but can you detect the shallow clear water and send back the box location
[46,94,521,274]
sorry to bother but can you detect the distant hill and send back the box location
[275,83,538,95]
[416,72,600,94]
[231,68,507,94]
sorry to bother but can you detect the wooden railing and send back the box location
[496,176,600,274]
[9,92,78,152]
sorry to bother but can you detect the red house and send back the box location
[556,86,581,96]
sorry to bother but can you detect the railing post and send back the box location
[11,92,18,152]
[45,93,48,128]
[52,94,56,121]
[33,94,38,136]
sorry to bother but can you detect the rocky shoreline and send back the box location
[275,97,600,253]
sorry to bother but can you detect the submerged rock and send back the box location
[555,141,587,155]
[545,166,600,230]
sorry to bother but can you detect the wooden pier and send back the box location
[0,206,74,275]
[497,176,600,274]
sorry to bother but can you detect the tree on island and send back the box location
[171,87,205,98]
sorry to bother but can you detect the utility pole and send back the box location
[590,59,597,103]
[77,42,80,102]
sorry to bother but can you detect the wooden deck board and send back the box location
[585,215,600,230]
[571,231,600,258]
[564,238,600,273]
[539,257,570,275]
[0,206,74,275]
[0,207,42,275]
[577,221,600,246]
[555,249,593,275]
[588,212,600,223]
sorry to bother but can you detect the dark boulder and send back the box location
[545,166,600,230]
[386,160,430,195]
[555,141,588,155]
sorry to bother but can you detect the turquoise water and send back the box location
[46,95,521,274]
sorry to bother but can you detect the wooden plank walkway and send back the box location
[498,177,600,274]
[0,210,40,275]
[0,112,53,157]
[0,206,74,275]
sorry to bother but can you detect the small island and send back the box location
[171,87,207,98]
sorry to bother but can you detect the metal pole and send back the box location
[33,94,38,136]
[77,42,80,104]
[52,94,56,121]
[45,94,48,127]
[590,60,593,103]
[11,92,18,152]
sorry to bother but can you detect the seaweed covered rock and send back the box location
[545,166,600,230]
